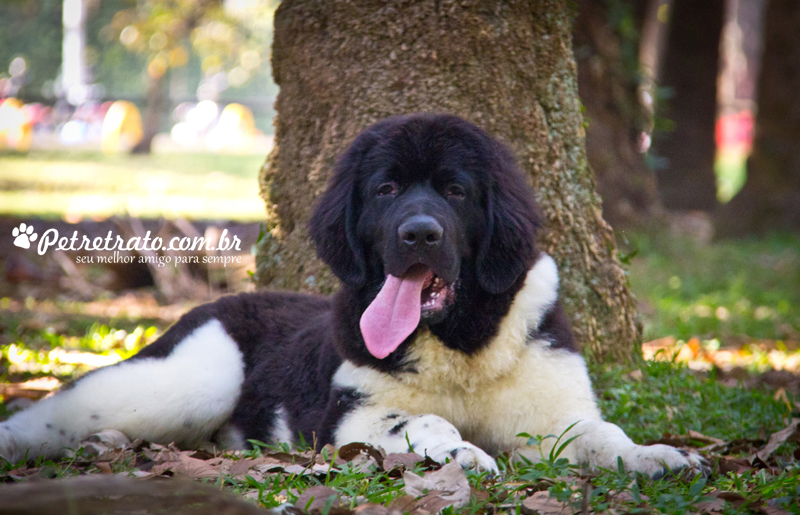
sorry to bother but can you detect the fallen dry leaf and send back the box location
[694,498,725,512]
[354,503,391,515]
[413,491,461,514]
[0,377,61,401]
[610,490,649,503]
[718,457,754,474]
[388,495,419,514]
[93,462,113,474]
[339,442,386,465]
[384,452,425,472]
[751,419,800,464]
[296,485,342,511]
[404,462,471,509]
[704,491,747,509]
[151,453,231,480]
[284,463,335,476]
[229,456,288,478]
[521,491,571,515]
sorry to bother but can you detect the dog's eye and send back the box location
[377,183,398,197]
[446,184,466,198]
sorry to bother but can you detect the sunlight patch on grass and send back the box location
[0,151,267,221]
[0,323,157,380]
[643,336,800,374]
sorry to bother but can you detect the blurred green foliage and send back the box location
[103,0,277,86]
[0,0,63,96]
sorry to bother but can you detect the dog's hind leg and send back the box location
[0,319,244,463]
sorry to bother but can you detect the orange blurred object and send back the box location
[0,98,33,151]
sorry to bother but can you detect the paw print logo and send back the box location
[12,223,38,249]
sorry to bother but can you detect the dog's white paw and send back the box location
[622,444,710,478]
[399,414,498,474]
[444,442,499,474]
[421,439,498,474]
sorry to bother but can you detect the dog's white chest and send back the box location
[334,330,595,455]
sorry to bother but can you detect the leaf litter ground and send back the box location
[1,376,799,515]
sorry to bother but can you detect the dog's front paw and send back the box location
[428,441,499,474]
[623,444,710,479]
[400,414,499,474]
[448,442,499,474]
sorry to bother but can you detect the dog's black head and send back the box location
[309,114,541,365]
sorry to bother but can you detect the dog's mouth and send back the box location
[359,264,455,359]
[419,269,455,315]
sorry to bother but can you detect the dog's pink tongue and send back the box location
[360,268,428,359]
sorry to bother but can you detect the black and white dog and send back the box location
[0,114,706,477]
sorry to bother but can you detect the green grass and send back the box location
[593,360,794,443]
[623,231,800,344]
[0,151,267,221]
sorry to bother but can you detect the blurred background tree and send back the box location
[717,0,800,235]
[649,0,725,212]
[572,0,661,226]
[0,0,278,152]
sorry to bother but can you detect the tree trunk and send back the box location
[639,0,672,87]
[256,0,641,362]
[651,0,724,211]
[717,0,800,235]
[573,0,661,225]
[131,72,166,154]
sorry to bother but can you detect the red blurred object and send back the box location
[716,110,755,151]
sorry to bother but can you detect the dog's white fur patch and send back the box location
[271,406,293,443]
[333,254,705,475]
[0,319,244,462]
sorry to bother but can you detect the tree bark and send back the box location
[256,0,641,362]
[131,73,166,154]
[573,0,661,225]
[717,0,800,235]
[651,0,724,211]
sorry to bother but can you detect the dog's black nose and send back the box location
[399,215,443,247]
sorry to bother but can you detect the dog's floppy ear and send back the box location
[308,137,370,289]
[476,142,541,294]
